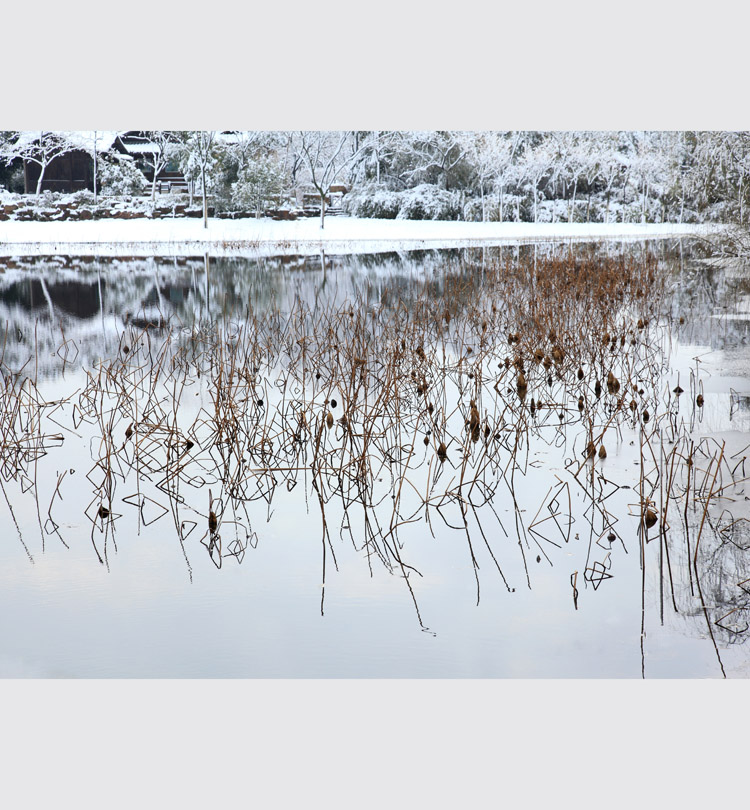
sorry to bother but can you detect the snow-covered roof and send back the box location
[11,131,264,156]
[68,131,122,153]
[12,131,123,156]
[119,142,159,154]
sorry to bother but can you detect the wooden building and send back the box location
[18,131,189,195]
[24,149,96,194]
[117,132,189,194]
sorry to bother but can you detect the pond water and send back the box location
[0,241,749,678]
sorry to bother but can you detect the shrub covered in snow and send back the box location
[71,189,97,205]
[99,155,147,197]
[396,184,462,220]
[345,183,462,221]
[343,183,400,219]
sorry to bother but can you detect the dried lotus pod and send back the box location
[469,402,480,432]
[607,371,620,394]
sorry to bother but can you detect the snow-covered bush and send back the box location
[71,189,97,205]
[343,183,400,219]
[364,188,401,219]
[396,184,461,220]
[231,157,286,215]
[345,183,462,220]
[99,155,146,197]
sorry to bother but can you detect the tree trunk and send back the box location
[374,131,380,184]
[93,134,98,203]
[739,174,744,224]
[202,165,208,229]
[151,172,158,202]
[36,163,46,197]
[320,192,326,229]
[570,178,578,223]
[678,169,686,222]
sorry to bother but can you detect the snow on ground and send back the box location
[0,216,720,257]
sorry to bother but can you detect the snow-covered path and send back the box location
[0,216,718,256]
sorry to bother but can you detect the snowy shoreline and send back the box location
[0,217,719,257]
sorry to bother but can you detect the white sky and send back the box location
[2,6,745,131]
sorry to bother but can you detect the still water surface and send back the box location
[1,243,749,677]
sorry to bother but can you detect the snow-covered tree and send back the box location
[685,131,750,223]
[222,131,268,174]
[458,132,512,221]
[391,131,470,191]
[209,132,285,211]
[131,131,178,202]
[98,152,147,196]
[584,133,629,223]
[231,156,286,216]
[296,131,369,228]
[520,133,556,223]
[1,131,76,196]
[178,131,221,228]
[0,131,21,191]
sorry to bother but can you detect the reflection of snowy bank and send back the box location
[0,217,716,257]
[0,251,479,374]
